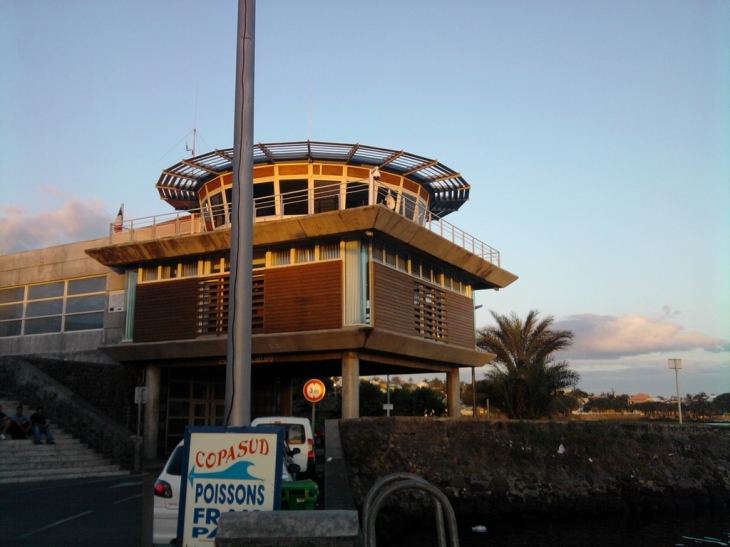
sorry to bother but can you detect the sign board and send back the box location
[134,386,147,404]
[178,426,283,546]
[668,358,682,369]
[108,290,125,312]
[303,379,326,403]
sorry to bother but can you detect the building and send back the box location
[0,140,517,458]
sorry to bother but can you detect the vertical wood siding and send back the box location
[134,279,198,342]
[263,261,342,333]
[372,262,475,348]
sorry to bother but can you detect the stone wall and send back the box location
[339,417,730,519]
[0,356,141,470]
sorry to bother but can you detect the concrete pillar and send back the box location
[447,368,461,418]
[143,364,161,460]
[341,351,360,419]
[280,377,293,416]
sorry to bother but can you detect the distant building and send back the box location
[629,393,653,404]
[0,141,517,458]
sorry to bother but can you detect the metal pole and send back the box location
[472,367,476,418]
[386,374,391,417]
[311,403,316,430]
[225,0,255,427]
[675,368,683,425]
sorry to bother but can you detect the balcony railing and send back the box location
[109,180,500,266]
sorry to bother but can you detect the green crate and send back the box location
[280,479,320,510]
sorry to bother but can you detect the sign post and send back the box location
[668,359,683,425]
[303,379,326,430]
[178,426,283,546]
[134,386,147,436]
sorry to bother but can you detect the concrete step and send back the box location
[0,399,130,484]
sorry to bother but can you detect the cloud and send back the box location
[554,314,726,360]
[0,189,111,254]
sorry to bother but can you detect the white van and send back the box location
[250,416,315,478]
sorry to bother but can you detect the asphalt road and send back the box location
[0,474,146,547]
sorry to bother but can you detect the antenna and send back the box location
[308,79,313,141]
[186,86,199,156]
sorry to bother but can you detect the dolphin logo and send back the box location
[188,461,261,487]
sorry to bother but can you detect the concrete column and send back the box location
[280,377,293,416]
[447,368,461,418]
[143,364,161,460]
[341,351,360,419]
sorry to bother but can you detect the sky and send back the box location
[1,1,728,398]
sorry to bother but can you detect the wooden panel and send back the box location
[446,291,476,348]
[254,166,275,178]
[134,279,198,342]
[322,164,343,176]
[372,263,417,337]
[372,263,476,349]
[264,261,342,333]
[278,164,309,176]
[379,171,400,185]
[347,166,369,179]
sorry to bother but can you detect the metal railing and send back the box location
[109,180,500,266]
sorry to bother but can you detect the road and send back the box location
[0,474,146,547]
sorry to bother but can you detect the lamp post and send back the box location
[668,359,683,425]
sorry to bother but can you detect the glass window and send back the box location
[252,249,266,269]
[28,282,64,300]
[253,182,276,217]
[272,249,290,266]
[210,192,226,227]
[26,299,63,318]
[385,247,396,267]
[25,316,62,335]
[396,251,408,273]
[0,287,25,304]
[314,180,339,213]
[142,266,158,282]
[421,262,433,283]
[320,241,340,260]
[68,276,106,295]
[64,312,104,331]
[345,181,369,209]
[0,320,22,337]
[181,260,198,277]
[280,179,308,216]
[296,246,314,263]
[411,258,421,278]
[371,241,383,263]
[0,303,23,321]
[66,294,106,314]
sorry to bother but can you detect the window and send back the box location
[280,179,308,216]
[253,182,276,217]
[0,276,106,337]
[314,180,339,213]
[272,249,291,266]
[319,241,340,260]
[296,246,314,263]
[345,181,369,209]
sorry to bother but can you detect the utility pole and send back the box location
[225,0,256,427]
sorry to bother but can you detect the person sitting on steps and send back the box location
[30,406,55,445]
[0,404,11,440]
[7,405,31,440]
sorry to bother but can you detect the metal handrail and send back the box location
[362,474,459,547]
[109,180,500,266]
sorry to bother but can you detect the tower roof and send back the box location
[156,140,470,217]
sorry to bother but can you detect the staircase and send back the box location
[0,400,130,484]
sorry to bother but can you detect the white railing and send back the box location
[109,180,500,266]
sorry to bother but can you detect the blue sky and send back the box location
[1,1,728,397]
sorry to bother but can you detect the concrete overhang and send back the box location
[100,327,496,370]
[85,206,517,289]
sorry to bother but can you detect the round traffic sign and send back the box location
[303,379,326,403]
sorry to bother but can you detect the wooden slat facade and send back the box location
[263,261,342,333]
[372,262,475,349]
[134,278,199,342]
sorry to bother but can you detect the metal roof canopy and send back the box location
[156,141,470,217]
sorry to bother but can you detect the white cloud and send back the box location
[554,313,726,360]
[0,188,111,254]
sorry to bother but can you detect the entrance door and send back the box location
[165,377,225,453]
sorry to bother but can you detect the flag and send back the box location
[113,204,124,233]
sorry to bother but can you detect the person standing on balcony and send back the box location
[30,406,55,445]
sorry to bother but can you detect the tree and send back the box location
[477,310,579,419]
[359,380,385,416]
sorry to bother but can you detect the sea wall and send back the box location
[339,417,730,519]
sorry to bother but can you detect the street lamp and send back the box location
[668,359,683,425]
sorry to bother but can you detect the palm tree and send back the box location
[477,310,579,419]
